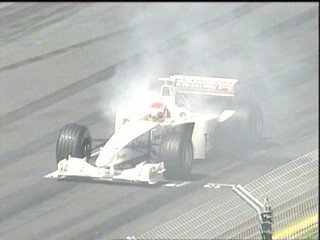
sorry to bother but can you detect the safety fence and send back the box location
[138,149,318,239]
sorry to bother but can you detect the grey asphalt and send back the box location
[0,2,318,240]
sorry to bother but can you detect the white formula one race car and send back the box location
[45,75,263,184]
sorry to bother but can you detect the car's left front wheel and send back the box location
[56,123,92,163]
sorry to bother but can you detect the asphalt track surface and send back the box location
[0,3,318,240]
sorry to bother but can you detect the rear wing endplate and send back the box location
[158,75,239,97]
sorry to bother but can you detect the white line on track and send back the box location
[163,181,190,188]
[203,182,235,188]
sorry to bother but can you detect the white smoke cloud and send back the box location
[97,2,318,139]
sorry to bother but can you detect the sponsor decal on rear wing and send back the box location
[158,75,239,97]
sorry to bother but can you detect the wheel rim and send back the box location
[245,111,262,138]
[255,113,263,137]
[182,142,192,170]
[82,139,91,159]
[251,112,263,138]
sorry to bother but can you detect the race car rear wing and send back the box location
[158,75,239,97]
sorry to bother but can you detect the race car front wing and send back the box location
[45,157,165,185]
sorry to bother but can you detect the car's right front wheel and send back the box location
[159,131,193,180]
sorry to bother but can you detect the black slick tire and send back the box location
[159,131,193,180]
[233,102,263,145]
[56,123,92,163]
[214,102,263,154]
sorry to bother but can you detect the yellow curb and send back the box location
[274,214,318,239]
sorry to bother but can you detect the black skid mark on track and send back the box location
[0,3,267,129]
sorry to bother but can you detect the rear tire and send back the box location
[233,102,263,145]
[214,102,263,153]
[159,131,193,180]
[56,124,92,163]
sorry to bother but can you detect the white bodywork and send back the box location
[46,75,239,184]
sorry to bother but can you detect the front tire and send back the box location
[56,123,92,163]
[159,131,193,180]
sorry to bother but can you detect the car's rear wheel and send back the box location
[159,131,193,180]
[214,102,263,153]
[233,102,263,144]
[56,123,92,163]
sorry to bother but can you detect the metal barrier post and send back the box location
[233,185,273,240]
[260,197,273,240]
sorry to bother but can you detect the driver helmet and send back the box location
[148,102,168,122]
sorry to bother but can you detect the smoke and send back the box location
[98,59,164,121]
[97,2,318,140]
[97,3,213,123]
